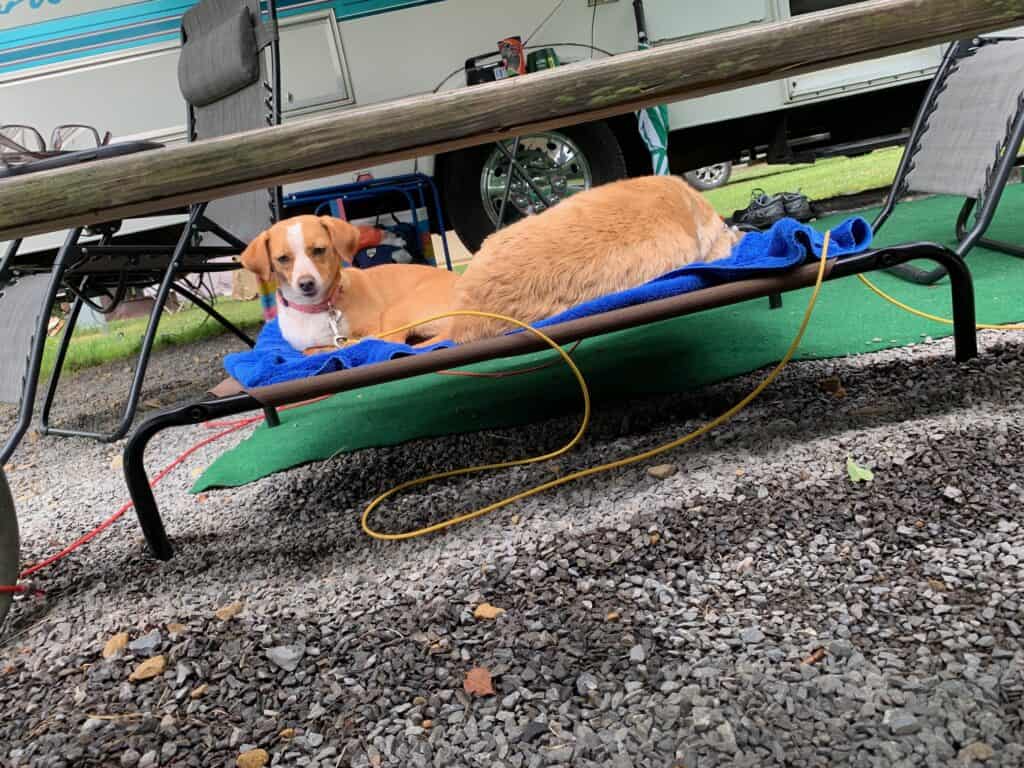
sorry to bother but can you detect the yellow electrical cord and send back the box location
[856,274,1024,331]
[359,231,834,541]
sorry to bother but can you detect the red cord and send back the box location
[0,415,263,597]
[203,395,330,429]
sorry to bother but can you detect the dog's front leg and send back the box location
[374,310,411,345]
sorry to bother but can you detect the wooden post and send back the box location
[0,0,1022,240]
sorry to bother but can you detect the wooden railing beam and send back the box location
[1,0,1022,239]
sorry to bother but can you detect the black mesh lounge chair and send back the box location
[122,240,979,561]
[0,0,282,464]
[877,35,1024,284]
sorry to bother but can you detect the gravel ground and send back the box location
[0,327,1022,767]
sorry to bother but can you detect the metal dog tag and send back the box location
[328,309,348,347]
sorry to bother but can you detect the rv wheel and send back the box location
[684,162,733,191]
[0,470,17,631]
[437,122,627,253]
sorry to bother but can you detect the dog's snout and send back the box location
[298,277,317,295]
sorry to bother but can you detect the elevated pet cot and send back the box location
[121,232,979,561]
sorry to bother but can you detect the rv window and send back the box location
[277,11,354,115]
[789,0,867,14]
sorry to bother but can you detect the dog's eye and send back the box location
[311,247,327,258]
[275,254,290,265]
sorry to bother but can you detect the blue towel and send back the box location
[224,216,872,387]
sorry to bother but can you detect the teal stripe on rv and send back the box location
[1,0,193,46]
[0,0,442,74]
[1,18,181,67]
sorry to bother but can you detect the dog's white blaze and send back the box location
[286,222,321,294]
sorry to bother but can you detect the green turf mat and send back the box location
[194,188,1024,491]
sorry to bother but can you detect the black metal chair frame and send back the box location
[878,36,1024,285]
[0,0,283,462]
[121,241,978,561]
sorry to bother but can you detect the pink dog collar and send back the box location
[277,280,341,315]
[276,292,330,314]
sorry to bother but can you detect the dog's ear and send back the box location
[239,231,272,282]
[320,216,360,263]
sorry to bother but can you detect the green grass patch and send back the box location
[705,148,904,217]
[42,298,264,379]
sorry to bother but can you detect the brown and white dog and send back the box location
[430,175,743,344]
[240,215,458,353]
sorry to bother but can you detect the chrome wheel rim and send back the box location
[481,132,593,226]
[692,163,729,186]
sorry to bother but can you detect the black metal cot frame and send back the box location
[879,36,1024,285]
[0,0,283,462]
[122,241,978,562]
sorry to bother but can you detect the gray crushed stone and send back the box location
[0,328,1023,767]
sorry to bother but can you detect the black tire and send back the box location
[684,161,733,191]
[0,470,17,631]
[436,122,628,253]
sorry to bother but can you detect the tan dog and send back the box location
[434,175,743,344]
[240,215,458,353]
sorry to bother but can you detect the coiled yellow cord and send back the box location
[359,231,834,541]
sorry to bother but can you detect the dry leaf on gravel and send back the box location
[801,647,826,665]
[166,623,188,636]
[215,602,245,621]
[102,633,129,659]
[473,603,505,620]
[606,611,621,622]
[818,376,847,398]
[464,666,495,697]
[189,684,208,699]
[128,655,166,682]
[236,749,269,768]
[279,728,295,739]
[647,463,677,480]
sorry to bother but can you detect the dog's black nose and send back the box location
[298,278,317,295]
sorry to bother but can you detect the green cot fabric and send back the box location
[194,189,1024,491]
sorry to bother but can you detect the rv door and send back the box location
[642,0,768,42]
